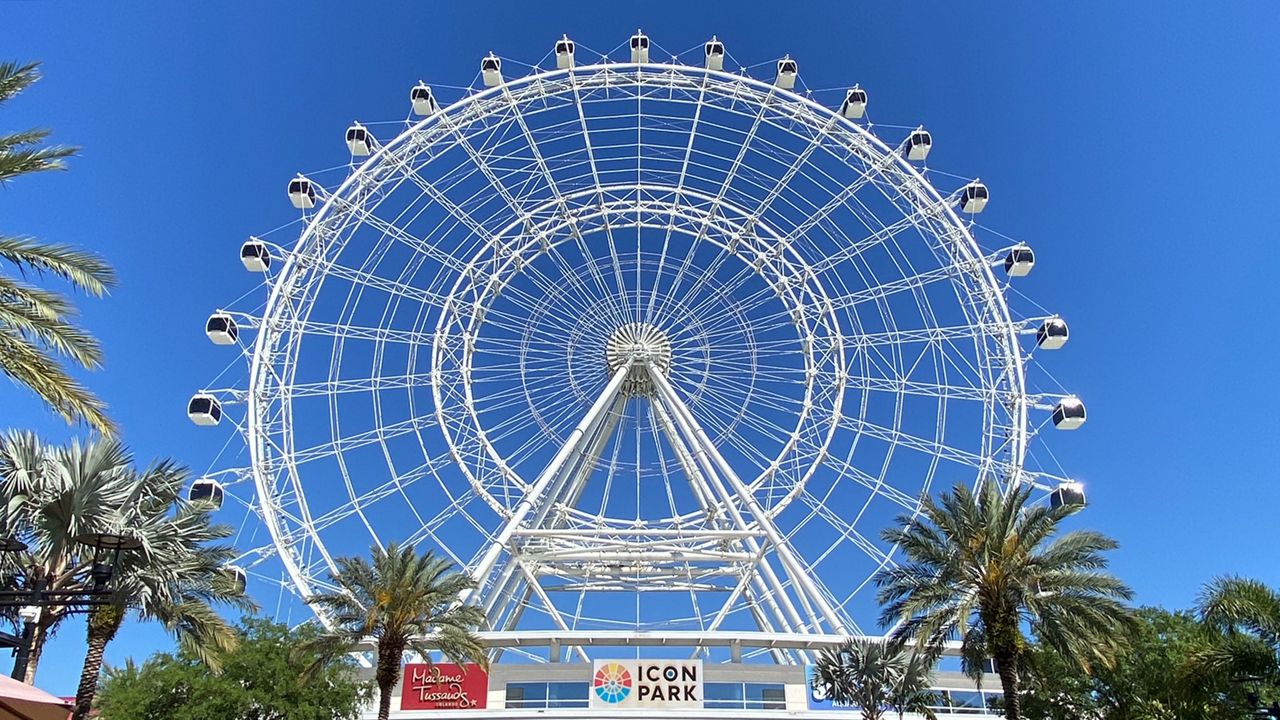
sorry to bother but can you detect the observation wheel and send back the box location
[192,33,1086,663]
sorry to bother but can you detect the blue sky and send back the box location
[2,1,1278,695]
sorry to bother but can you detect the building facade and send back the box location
[358,660,1004,719]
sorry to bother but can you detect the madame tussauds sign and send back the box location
[400,663,488,710]
[589,659,703,709]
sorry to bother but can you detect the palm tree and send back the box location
[0,61,116,434]
[70,458,255,720]
[887,648,939,720]
[1199,576,1280,645]
[876,481,1133,720]
[0,431,134,683]
[813,638,937,720]
[304,543,488,720]
[1191,576,1280,684]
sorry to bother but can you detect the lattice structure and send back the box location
[192,34,1084,664]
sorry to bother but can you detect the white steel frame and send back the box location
[200,49,1081,663]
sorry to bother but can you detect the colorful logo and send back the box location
[593,662,633,704]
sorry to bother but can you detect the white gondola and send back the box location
[188,479,225,509]
[1036,318,1069,350]
[1004,243,1035,277]
[960,181,989,213]
[704,37,725,71]
[629,31,650,63]
[555,35,575,69]
[775,56,798,89]
[345,123,372,157]
[187,393,222,427]
[205,312,238,345]
[906,128,932,161]
[287,176,316,209]
[1049,481,1086,509]
[482,53,502,87]
[224,565,247,594]
[1052,396,1087,430]
[240,238,270,272]
[841,86,867,119]
[410,82,439,116]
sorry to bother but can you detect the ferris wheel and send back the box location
[190,32,1086,662]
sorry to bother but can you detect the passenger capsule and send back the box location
[287,176,316,210]
[188,479,225,509]
[906,128,932,162]
[841,86,867,119]
[345,123,372,157]
[240,238,270,273]
[223,565,247,594]
[410,82,439,116]
[205,312,238,345]
[630,31,650,63]
[1036,318,1069,350]
[555,35,575,69]
[775,56,798,89]
[187,393,222,427]
[960,181,989,213]
[1049,481,1086,509]
[1051,396,1087,430]
[482,53,502,87]
[704,37,726,71]
[1004,243,1035,277]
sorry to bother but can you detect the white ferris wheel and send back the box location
[190,32,1087,663]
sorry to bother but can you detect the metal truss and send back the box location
[195,39,1085,661]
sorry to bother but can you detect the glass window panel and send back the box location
[705,682,746,709]
[506,682,546,708]
[547,682,588,708]
[949,690,985,712]
[748,684,787,710]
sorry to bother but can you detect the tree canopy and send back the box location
[813,638,938,720]
[95,617,371,720]
[1022,606,1275,720]
[877,481,1133,719]
[303,543,487,720]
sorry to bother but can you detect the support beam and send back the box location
[479,392,626,625]
[648,365,849,635]
[463,361,634,605]
[650,379,809,664]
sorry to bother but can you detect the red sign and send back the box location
[401,663,488,710]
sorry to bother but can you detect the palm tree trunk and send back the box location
[22,594,72,685]
[982,605,1022,720]
[72,604,124,720]
[21,618,49,684]
[375,639,406,720]
[377,680,392,720]
[993,652,1020,720]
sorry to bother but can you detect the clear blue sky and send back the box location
[2,1,1278,695]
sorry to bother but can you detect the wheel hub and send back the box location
[605,322,672,397]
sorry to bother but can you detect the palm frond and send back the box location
[0,236,116,296]
[1199,575,1280,641]
[167,601,238,673]
[0,62,40,104]
[0,332,113,433]
[0,129,51,155]
[0,144,75,183]
[0,61,112,435]
[0,279,104,369]
[296,632,360,683]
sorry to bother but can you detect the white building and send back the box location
[352,639,1003,719]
